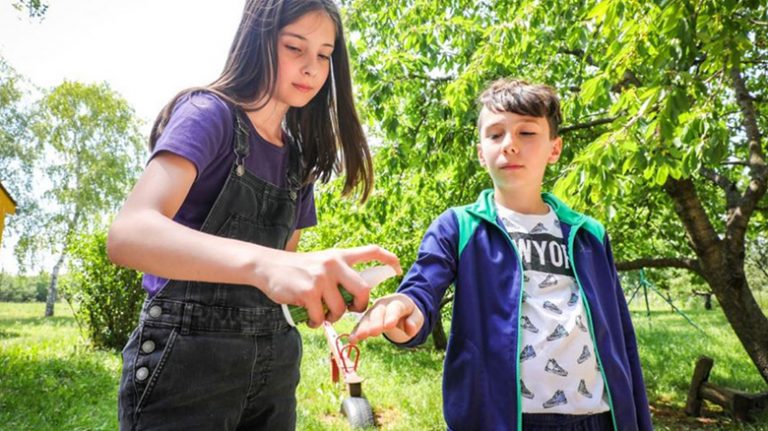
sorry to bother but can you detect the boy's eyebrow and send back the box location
[483,116,543,128]
[482,119,506,129]
[281,32,335,49]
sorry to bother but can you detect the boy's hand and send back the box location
[349,293,424,344]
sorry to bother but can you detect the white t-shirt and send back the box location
[496,203,610,414]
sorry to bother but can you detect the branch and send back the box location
[663,177,722,262]
[728,63,767,246]
[560,116,618,134]
[721,160,749,167]
[699,167,740,208]
[611,70,643,93]
[748,246,768,280]
[439,293,454,309]
[616,257,703,276]
[559,48,596,66]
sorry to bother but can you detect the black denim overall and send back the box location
[119,109,304,431]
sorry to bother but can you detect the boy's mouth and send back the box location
[500,163,523,170]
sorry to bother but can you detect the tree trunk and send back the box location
[44,209,80,317]
[703,267,768,385]
[44,251,66,317]
[664,178,768,384]
[432,316,447,351]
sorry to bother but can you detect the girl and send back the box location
[107,1,400,429]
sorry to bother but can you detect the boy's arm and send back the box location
[605,235,654,431]
[389,209,459,347]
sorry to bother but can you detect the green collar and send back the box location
[463,189,604,241]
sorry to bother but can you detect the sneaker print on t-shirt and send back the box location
[497,204,609,414]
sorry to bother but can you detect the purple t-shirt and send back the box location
[142,92,317,295]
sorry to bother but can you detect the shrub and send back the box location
[63,229,144,350]
[0,272,50,302]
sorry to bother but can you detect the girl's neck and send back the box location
[246,97,289,147]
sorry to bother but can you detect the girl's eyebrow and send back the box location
[281,32,334,49]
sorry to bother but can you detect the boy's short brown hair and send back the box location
[477,78,562,139]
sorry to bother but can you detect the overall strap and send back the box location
[232,106,250,177]
[284,129,306,195]
[232,104,304,195]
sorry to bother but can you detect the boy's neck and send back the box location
[493,187,549,215]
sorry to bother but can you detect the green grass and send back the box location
[0,303,120,430]
[1,301,767,430]
[628,297,768,430]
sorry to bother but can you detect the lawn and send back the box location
[1,300,767,430]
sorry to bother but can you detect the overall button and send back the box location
[141,340,156,354]
[136,367,150,381]
[148,305,162,318]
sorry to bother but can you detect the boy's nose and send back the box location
[502,136,519,154]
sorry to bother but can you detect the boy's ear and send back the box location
[548,137,563,164]
[477,143,486,167]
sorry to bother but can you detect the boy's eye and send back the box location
[488,133,502,140]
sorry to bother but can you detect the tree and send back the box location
[0,57,38,258]
[24,81,143,316]
[11,0,48,18]
[306,0,768,382]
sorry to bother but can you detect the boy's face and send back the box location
[477,108,562,193]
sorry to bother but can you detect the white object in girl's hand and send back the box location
[358,265,398,288]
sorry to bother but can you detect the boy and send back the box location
[350,79,653,430]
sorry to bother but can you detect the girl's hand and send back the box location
[348,293,423,344]
[259,245,401,328]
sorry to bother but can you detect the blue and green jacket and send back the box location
[394,190,653,431]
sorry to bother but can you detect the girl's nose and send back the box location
[302,58,319,77]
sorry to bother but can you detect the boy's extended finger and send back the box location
[340,245,403,274]
[351,303,386,342]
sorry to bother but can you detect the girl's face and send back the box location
[274,11,336,108]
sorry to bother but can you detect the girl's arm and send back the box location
[107,152,401,327]
[285,231,302,252]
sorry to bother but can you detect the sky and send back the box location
[0,1,247,273]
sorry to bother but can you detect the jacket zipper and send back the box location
[567,222,619,431]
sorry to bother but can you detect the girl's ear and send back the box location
[477,143,486,167]
[548,137,562,164]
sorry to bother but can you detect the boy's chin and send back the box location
[492,179,544,192]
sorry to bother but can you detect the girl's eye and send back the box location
[286,45,302,53]
[319,54,331,62]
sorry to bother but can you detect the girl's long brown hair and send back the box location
[149,0,373,201]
